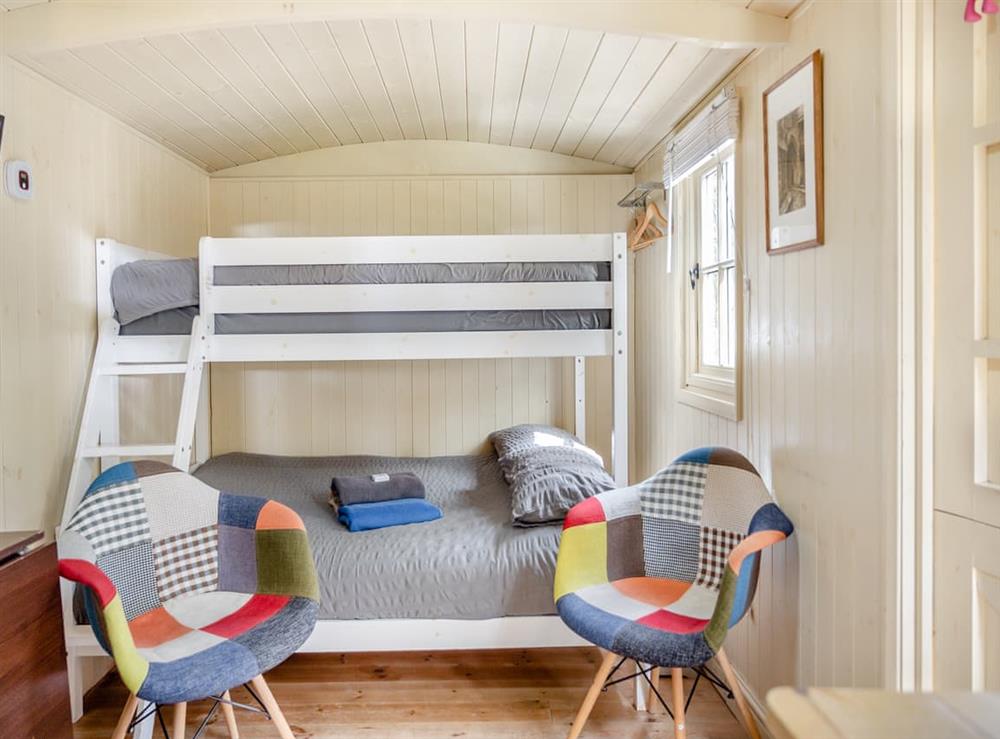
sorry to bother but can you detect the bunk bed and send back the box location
[60,232,629,720]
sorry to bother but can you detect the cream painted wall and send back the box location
[207,167,634,467]
[0,17,208,535]
[631,0,895,701]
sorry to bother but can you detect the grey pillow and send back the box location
[489,424,616,526]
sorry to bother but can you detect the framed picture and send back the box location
[763,50,824,254]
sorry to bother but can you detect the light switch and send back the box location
[5,160,33,200]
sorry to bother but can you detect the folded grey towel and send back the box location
[330,472,426,506]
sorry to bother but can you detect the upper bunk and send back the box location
[100,233,628,364]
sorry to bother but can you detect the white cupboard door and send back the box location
[932,4,1000,689]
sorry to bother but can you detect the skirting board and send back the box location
[707,656,777,739]
[299,615,588,652]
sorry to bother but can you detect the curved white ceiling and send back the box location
[11,6,798,171]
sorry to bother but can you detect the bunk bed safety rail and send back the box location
[197,234,622,364]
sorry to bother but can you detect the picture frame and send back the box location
[763,50,824,255]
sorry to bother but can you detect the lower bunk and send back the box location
[180,450,586,652]
[193,451,566,622]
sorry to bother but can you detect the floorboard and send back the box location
[72,648,746,738]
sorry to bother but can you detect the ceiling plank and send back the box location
[529,29,602,152]
[293,21,383,143]
[69,44,246,168]
[146,33,295,157]
[489,23,533,146]
[396,18,447,140]
[256,23,362,146]
[183,27,315,154]
[430,18,467,141]
[220,25,337,149]
[3,1,790,57]
[572,36,675,160]
[464,19,499,144]
[328,19,404,141]
[108,37,271,162]
[594,42,708,165]
[551,33,637,156]
[508,24,567,149]
[363,18,426,140]
[25,50,213,169]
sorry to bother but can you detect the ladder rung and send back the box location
[100,363,187,376]
[80,444,175,458]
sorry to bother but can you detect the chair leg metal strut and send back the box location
[119,674,286,739]
[568,651,742,739]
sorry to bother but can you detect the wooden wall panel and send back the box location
[0,41,208,535]
[207,174,632,464]
[629,0,891,702]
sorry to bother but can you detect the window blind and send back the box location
[662,86,740,190]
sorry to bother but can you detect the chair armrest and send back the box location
[253,500,320,601]
[58,559,149,694]
[703,502,794,652]
[554,486,641,601]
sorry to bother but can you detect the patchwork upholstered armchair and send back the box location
[58,460,319,739]
[554,447,793,739]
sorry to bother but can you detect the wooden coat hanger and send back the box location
[629,201,667,251]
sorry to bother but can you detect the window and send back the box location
[677,142,741,419]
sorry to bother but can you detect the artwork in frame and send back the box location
[763,50,824,254]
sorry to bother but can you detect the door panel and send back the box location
[934,512,1000,690]
[932,3,1000,688]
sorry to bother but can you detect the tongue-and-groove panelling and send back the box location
[207,173,632,465]
[18,18,745,172]
[0,51,207,535]
[630,0,892,708]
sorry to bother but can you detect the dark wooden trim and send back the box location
[0,530,43,562]
[763,49,824,256]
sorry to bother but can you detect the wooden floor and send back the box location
[72,648,746,738]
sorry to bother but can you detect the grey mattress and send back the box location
[121,307,610,335]
[112,258,611,336]
[193,452,561,620]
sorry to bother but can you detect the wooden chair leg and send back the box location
[250,674,295,739]
[567,651,618,739]
[172,702,186,739]
[221,690,240,738]
[671,668,687,739]
[111,693,138,739]
[647,667,661,714]
[716,648,762,739]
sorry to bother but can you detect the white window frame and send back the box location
[676,142,742,420]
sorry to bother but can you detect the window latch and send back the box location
[689,262,700,290]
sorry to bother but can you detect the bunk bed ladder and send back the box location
[172,315,206,471]
[60,316,205,723]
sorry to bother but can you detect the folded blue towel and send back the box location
[338,498,442,532]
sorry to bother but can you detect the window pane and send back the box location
[700,269,720,368]
[700,168,719,265]
[724,155,736,262]
[719,267,730,368]
[721,266,737,369]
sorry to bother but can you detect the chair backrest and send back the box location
[638,447,793,629]
[59,460,319,631]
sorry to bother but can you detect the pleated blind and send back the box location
[662,86,740,190]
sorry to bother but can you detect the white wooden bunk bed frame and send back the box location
[60,232,629,721]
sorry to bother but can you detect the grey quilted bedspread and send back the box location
[193,452,561,620]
